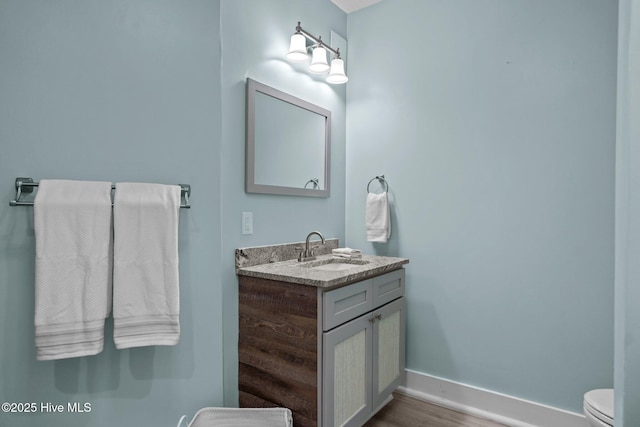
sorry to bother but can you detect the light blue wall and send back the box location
[0,1,224,426]
[345,0,617,413]
[614,0,640,425]
[2,0,626,423]
[219,0,347,405]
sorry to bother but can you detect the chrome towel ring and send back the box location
[304,178,320,189]
[367,175,389,193]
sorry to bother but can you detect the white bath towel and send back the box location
[33,179,113,361]
[366,192,391,243]
[113,182,181,349]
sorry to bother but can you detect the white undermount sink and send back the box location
[301,258,369,272]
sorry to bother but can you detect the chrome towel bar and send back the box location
[9,177,191,208]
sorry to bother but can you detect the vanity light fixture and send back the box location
[286,22,348,84]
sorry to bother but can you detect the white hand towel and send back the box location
[34,179,113,361]
[366,192,391,243]
[332,247,362,258]
[113,182,181,349]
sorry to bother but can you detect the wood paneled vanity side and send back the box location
[239,276,319,427]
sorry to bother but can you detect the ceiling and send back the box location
[330,0,382,13]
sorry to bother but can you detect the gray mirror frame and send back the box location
[246,78,331,197]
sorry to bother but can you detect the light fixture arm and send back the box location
[295,22,342,59]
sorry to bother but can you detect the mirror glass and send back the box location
[246,78,331,197]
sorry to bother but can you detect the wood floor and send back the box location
[363,393,509,427]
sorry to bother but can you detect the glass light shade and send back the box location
[286,33,308,63]
[327,58,348,84]
[308,46,330,74]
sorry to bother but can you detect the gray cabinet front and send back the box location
[323,313,373,427]
[372,298,405,409]
[322,283,405,427]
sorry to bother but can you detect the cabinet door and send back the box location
[323,314,373,427]
[372,297,405,409]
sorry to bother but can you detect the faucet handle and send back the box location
[311,244,323,256]
[294,246,305,261]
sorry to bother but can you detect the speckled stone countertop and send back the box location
[236,253,409,289]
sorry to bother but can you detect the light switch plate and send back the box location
[242,212,253,235]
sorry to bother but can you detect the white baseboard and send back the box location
[399,369,586,427]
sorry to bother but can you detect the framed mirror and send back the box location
[246,78,331,197]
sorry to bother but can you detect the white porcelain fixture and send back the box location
[309,46,330,74]
[583,389,613,427]
[286,33,309,63]
[327,58,348,84]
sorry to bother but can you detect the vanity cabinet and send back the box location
[238,268,405,427]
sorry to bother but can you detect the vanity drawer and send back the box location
[372,269,405,308]
[323,279,373,331]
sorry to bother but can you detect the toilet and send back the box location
[583,389,614,427]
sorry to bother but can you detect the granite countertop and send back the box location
[236,254,409,289]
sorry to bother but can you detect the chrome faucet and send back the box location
[298,231,326,262]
